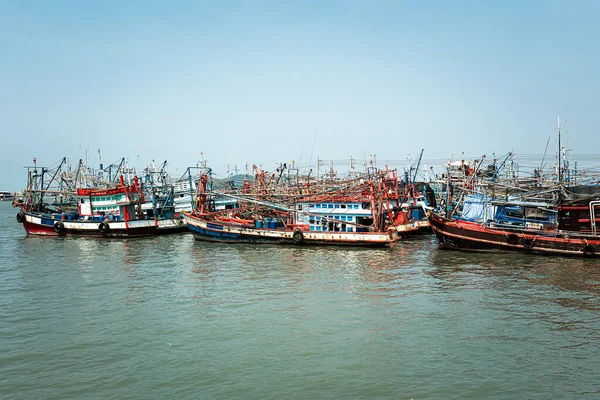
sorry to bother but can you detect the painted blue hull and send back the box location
[187,221,392,247]
[188,223,293,244]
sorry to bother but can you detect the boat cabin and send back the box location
[77,177,144,222]
[295,201,374,232]
[558,201,600,233]
[458,194,555,230]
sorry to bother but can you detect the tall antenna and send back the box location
[557,116,562,184]
[540,136,551,171]
[309,130,317,170]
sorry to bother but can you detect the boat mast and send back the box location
[412,148,424,182]
[445,163,452,219]
[557,116,561,185]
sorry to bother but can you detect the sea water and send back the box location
[1,202,599,399]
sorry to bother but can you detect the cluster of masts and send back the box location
[16,120,600,216]
[13,118,600,254]
[18,152,597,203]
[19,154,211,211]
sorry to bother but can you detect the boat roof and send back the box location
[491,200,553,208]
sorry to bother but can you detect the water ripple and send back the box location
[1,203,600,399]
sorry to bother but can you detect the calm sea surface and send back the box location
[1,202,599,399]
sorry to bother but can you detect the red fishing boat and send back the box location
[184,168,415,247]
[429,199,600,257]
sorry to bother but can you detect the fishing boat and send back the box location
[141,161,189,234]
[428,172,600,257]
[0,191,15,201]
[183,168,412,247]
[17,175,157,237]
[429,201,600,257]
[399,150,434,233]
[400,180,434,233]
[428,178,600,257]
[429,120,600,257]
[184,212,400,246]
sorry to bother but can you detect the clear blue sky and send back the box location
[1,0,599,190]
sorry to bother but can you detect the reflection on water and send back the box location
[2,201,600,399]
[430,247,600,299]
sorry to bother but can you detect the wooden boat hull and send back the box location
[410,219,432,234]
[396,222,421,235]
[156,218,189,235]
[429,212,600,257]
[20,212,157,238]
[184,213,398,247]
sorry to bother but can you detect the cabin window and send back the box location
[310,204,314,208]
[316,226,321,231]
[341,216,347,221]
[310,226,315,231]
[347,216,353,222]
[347,227,353,232]
[506,208,523,218]
[341,204,347,209]
[354,204,359,209]
[315,204,321,208]
[81,199,85,204]
[328,204,333,209]
[334,204,340,208]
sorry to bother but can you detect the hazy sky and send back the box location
[1,0,599,190]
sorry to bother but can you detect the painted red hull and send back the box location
[429,212,600,257]
[20,213,157,238]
